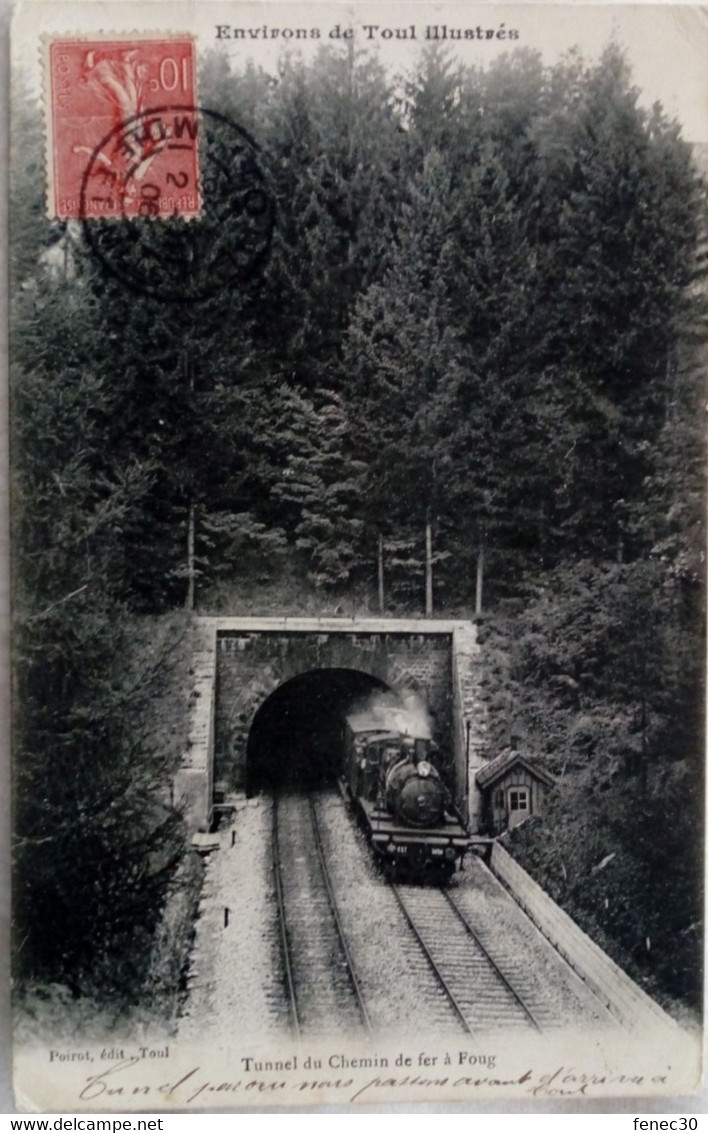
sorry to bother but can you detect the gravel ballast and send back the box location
[179,785,618,1041]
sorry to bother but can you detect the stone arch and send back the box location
[245,667,390,792]
[213,625,459,797]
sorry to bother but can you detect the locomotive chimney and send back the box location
[415,737,428,764]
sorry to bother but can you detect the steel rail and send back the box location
[390,883,475,1035]
[271,792,301,1038]
[308,794,374,1037]
[443,888,542,1032]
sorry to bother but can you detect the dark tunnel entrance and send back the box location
[246,668,390,792]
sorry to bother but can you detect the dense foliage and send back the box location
[11,43,704,1009]
[481,560,703,1007]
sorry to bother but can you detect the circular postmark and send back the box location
[79,105,275,303]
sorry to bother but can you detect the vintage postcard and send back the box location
[9,0,706,1112]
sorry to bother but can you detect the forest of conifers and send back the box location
[11,43,705,1018]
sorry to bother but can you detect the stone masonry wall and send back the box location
[214,631,452,792]
[174,620,216,831]
[452,623,487,830]
[176,617,487,834]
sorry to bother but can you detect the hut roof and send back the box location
[476,750,555,790]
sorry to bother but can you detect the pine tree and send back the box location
[345,148,464,603]
[522,47,702,558]
[11,87,188,999]
[251,384,365,586]
[251,45,404,385]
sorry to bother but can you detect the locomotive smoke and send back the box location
[346,689,432,739]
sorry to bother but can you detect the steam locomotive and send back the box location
[342,709,469,881]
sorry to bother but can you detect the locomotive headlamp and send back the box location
[417,761,432,778]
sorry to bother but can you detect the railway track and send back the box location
[391,882,543,1035]
[272,789,373,1037]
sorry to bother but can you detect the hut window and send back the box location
[509,788,529,812]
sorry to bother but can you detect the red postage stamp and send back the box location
[46,36,200,220]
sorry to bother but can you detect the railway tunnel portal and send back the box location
[246,668,389,791]
[176,617,486,832]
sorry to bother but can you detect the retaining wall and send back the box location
[490,841,678,1033]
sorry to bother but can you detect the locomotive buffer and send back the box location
[364,797,469,873]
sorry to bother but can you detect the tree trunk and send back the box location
[186,503,195,611]
[185,349,195,611]
[475,544,484,615]
[425,516,433,617]
[617,532,624,563]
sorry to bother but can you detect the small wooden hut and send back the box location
[476,749,554,835]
